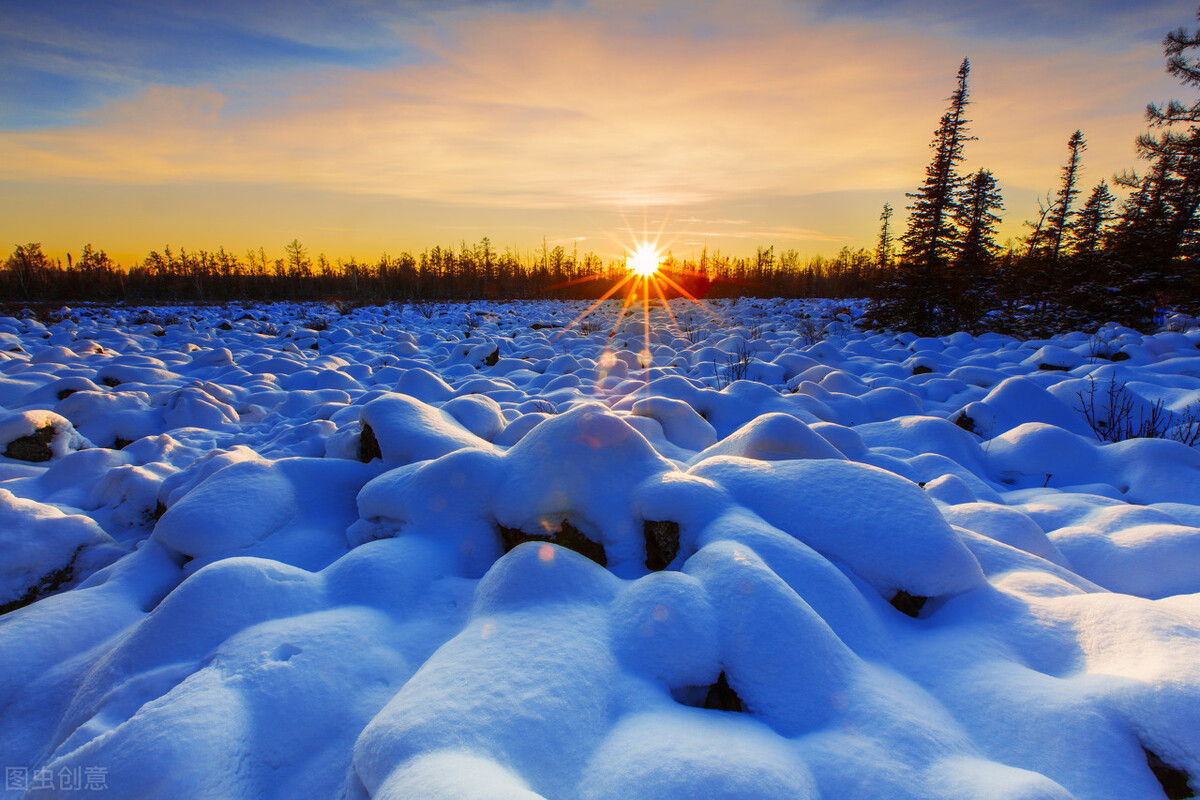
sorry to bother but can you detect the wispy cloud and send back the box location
[0,0,1190,256]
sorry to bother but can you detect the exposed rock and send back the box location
[953,413,976,434]
[3,425,55,463]
[912,365,933,375]
[1144,748,1195,800]
[0,545,83,616]
[703,672,744,712]
[359,422,382,463]
[483,346,500,367]
[643,519,680,571]
[497,519,607,567]
[671,670,746,712]
[890,590,927,618]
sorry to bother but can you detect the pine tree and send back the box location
[954,169,1004,330]
[1061,180,1117,326]
[1114,7,1200,320]
[1146,11,1200,129]
[901,58,974,274]
[957,169,1004,262]
[1045,130,1087,264]
[877,202,894,269]
[1071,181,1115,259]
[871,58,974,334]
[1031,130,1086,311]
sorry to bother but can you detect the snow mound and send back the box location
[1,300,1199,800]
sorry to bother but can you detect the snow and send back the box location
[1,297,1199,799]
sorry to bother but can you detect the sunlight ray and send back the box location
[562,273,634,333]
[650,274,683,335]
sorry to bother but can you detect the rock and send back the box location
[890,590,927,618]
[359,423,381,463]
[702,671,744,712]
[496,519,607,567]
[644,520,680,571]
[3,425,55,463]
[1144,748,1195,800]
[0,545,83,616]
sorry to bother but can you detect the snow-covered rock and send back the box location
[0,299,1197,800]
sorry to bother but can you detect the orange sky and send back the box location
[0,0,1193,266]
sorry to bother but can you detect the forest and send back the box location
[0,237,881,309]
[4,10,1200,337]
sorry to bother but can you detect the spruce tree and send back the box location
[871,58,974,335]
[902,59,973,272]
[954,169,1004,330]
[1033,130,1086,310]
[1061,181,1116,327]
[1046,130,1087,263]
[877,202,894,270]
[1113,7,1200,320]
[1071,181,1115,259]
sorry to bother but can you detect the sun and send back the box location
[627,245,661,277]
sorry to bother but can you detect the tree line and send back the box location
[867,7,1200,336]
[0,237,886,308]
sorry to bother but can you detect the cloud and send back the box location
[809,0,1189,41]
[0,4,942,198]
[0,0,1187,251]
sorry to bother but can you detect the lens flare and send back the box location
[627,245,661,277]
[553,228,723,381]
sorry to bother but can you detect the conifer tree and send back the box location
[870,58,974,334]
[1027,130,1087,314]
[1113,6,1200,319]
[1045,130,1087,265]
[1062,180,1116,326]
[901,58,974,274]
[877,202,894,270]
[954,169,1004,330]
[957,169,1004,262]
[1071,181,1115,259]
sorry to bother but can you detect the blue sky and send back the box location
[0,0,1195,263]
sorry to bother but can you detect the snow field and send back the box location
[0,299,1198,798]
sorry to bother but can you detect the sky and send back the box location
[0,0,1196,266]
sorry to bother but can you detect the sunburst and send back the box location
[627,244,661,277]
[557,235,722,381]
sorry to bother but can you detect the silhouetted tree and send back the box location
[877,202,894,270]
[954,169,1004,330]
[4,243,49,299]
[1045,131,1087,265]
[870,57,974,334]
[901,58,973,272]
[1071,181,1116,259]
[284,239,312,280]
[1111,6,1200,320]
